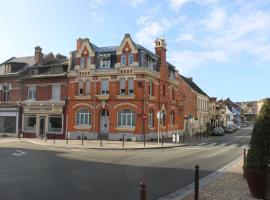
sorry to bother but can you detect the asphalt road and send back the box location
[0,127,252,200]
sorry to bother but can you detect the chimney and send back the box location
[34,45,43,65]
[154,38,166,61]
[188,77,193,82]
[77,38,83,50]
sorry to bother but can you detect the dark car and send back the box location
[224,126,234,133]
[211,127,224,136]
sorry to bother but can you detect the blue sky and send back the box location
[0,0,269,102]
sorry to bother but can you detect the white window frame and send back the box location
[101,80,109,94]
[100,58,110,68]
[78,80,83,96]
[76,109,91,126]
[128,78,134,95]
[117,109,136,127]
[52,85,61,100]
[86,80,90,95]
[80,57,85,68]
[121,54,126,65]
[3,84,10,102]
[28,86,36,100]
[120,79,125,95]
[148,110,154,128]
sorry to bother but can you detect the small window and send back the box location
[171,89,175,100]
[128,78,134,95]
[129,54,133,65]
[3,85,10,102]
[163,85,166,96]
[120,79,125,95]
[162,111,166,127]
[121,54,126,65]
[78,81,83,95]
[148,110,154,128]
[52,85,61,100]
[101,58,110,68]
[170,111,175,126]
[148,82,153,96]
[86,80,90,95]
[80,57,85,68]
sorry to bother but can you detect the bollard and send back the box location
[66,136,68,145]
[200,132,202,140]
[243,149,247,179]
[100,136,102,147]
[82,134,84,146]
[162,134,164,146]
[122,134,124,148]
[183,133,185,143]
[144,134,146,147]
[194,165,200,200]
[53,133,56,144]
[140,181,147,200]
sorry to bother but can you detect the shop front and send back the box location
[22,101,65,138]
[0,107,19,137]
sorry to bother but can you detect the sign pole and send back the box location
[157,111,160,144]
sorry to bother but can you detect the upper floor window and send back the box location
[28,86,36,100]
[52,85,61,100]
[128,78,134,95]
[86,80,90,95]
[76,109,91,126]
[148,82,153,96]
[147,58,154,69]
[129,54,133,65]
[117,109,136,127]
[148,110,154,128]
[100,58,110,68]
[121,54,126,65]
[162,111,166,127]
[80,57,85,68]
[78,80,83,96]
[171,88,175,100]
[163,85,166,96]
[101,80,109,94]
[2,84,10,102]
[120,79,125,95]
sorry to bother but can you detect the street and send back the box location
[0,127,251,200]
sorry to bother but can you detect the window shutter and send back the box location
[128,78,134,94]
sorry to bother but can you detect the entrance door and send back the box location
[100,110,109,137]
[39,117,46,137]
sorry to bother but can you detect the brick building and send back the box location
[0,46,68,138]
[66,34,185,140]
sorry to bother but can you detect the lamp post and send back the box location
[157,111,161,144]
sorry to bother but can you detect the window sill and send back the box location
[148,127,155,130]
[96,94,110,100]
[74,96,91,100]
[116,95,136,100]
[115,127,135,132]
[73,125,92,130]
[149,95,156,100]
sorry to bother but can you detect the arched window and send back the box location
[121,54,126,65]
[148,110,154,127]
[170,111,175,126]
[76,109,91,126]
[117,109,136,127]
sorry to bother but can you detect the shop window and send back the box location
[24,115,36,132]
[128,78,134,95]
[117,109,136,127]
[148,110,154,128]
[48,116,62,133]
[76,109,91,126]
[0,116,16,134]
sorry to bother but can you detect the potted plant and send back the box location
[245,98,270,199]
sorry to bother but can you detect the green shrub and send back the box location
[246,98,270,171]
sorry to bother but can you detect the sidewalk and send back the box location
[16,138,187,150]
[182,158,256,200]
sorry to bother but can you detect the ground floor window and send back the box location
[24,115,36,132]
[76,109,91,126]
[48,115,62,133]
[0,116,16,134]
[117,109,136,127]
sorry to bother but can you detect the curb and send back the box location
[158,155,243,200]
[21,139,188,151]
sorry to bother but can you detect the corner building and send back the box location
[67,34,185,140]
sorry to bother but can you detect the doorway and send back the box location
[100,109,109,138]
[39,116,46,137]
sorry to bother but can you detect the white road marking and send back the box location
[13,150,27,156]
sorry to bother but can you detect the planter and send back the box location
[245,168,270,199]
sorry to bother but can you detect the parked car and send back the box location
[224,126,234,133]
[211,127,224,136]
[240,123,247,127]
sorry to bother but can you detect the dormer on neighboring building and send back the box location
[116,33,139,68]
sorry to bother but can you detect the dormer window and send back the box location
[80,57,85,68]
[121,54,126,65]
[28,86,36,100]
[100,58,110,68]
[129,54,133,65]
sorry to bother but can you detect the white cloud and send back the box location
[168,0,191,10]
[205,8,226,30]
[176,33,194,42]
[128,0,145,7]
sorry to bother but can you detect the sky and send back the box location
[0,0,269,102]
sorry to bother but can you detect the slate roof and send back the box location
[181,75,208,97]
[4,56,35,66]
